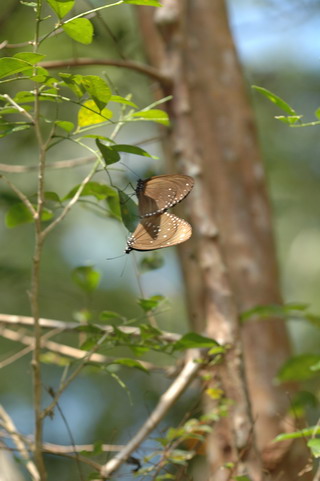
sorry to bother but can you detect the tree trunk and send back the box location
[137,1,310,479]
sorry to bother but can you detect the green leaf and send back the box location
[172,333,219,351]
[46,0,74,17]
[234,476,252,481]
[307,438,320,458]
[71,265,101,292]
[44,191,61,203]
[96,139,120,166]
[110,95,137,108]
[0,58,33,79]
[132,109,169,126]
[124,0,162,5]
[275,115,302,125]
[274,425,320,442]
[139,252,164,272]
[118,190,138,232]
[112,144,156,158]
[252,86,296,115]
[81,76,112,111]
[78,100,112,127]
[109,358,149,373]
[240,303,309,322]
[138,295,164,312]
[99,311,123,322]
[59,73,84,97]
[5,203,52,227]
[55,120,74,132]
[13,52,46,64]
[277,354,320,382]
[62,18,94,45]
[64,181,116,201]
[0,123,31,138]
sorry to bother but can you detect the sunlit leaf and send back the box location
[55,120,74,132]
[71,265,101,292]
[46,0,74,17]
[274,425,320,442]
[124,0,162,5]
[81,75,112,111]
[132,108,169,126]
[138,295,164,312]
[109,358,149,373]
[62,18,94,45]
[0,58,33,79]
[252,86,296,115]
[64,181,116,201]
[308,438,320,458]
[14,52,46,64]
[110,95,137,108]
[172,333,219,351]
[78,100,112,127]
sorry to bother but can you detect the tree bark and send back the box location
[137,1,310,479]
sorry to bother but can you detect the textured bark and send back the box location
[137,1,310,480]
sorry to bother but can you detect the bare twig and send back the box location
[0,326,156,371]
[41,160,100,240]
[0,405,40,481]
[41,333,110,420]
[0,174,36,216]
[100,349,203,479]
[40,58,172,87]
[0,156,95,173]
[2,94,35,124]
[0,313,181,343]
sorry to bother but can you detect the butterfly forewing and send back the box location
[125,213,192,253]
[136,174,194,217]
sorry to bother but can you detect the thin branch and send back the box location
[40,58,172,87]
[1,94,35,124]
[0,405,40,481]
[0,156,95,173]
[0,326,156,371]
[100,349,203,479]
[40,160,100,240]
[0,174,36,216]
[41,333,110,420]
[0,313,181,343]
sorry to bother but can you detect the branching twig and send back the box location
[40,58,172,87]
[41,160,100,240]
[0,326,156,371]
[0,405,40,481]
[0,174,36,216]
[41,333,110,420]
[100,349,203,479]
[0,313,181,342]
[1,94,35,124]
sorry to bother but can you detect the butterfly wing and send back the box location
[136,175,194,217]
[125,212,192,253]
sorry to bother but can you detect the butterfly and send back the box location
[125,212,192,253]
[136,174,194,217]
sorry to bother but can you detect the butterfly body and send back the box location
[136,174,194,217]
[125,212,192,253]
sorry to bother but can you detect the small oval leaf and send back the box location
[62,18,94,45]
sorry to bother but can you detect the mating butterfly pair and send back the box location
[125,174,194,253]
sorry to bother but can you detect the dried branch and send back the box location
[0,405,40,481]
[0,174,36,216]
[40,58,172,87]
[0,156,95,173]
[0,313,181,343]
[0,326,156,371]
[100,349,203,479]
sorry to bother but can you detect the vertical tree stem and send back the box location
[30,1,47,479]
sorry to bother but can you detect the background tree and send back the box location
[0,1,320,481]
